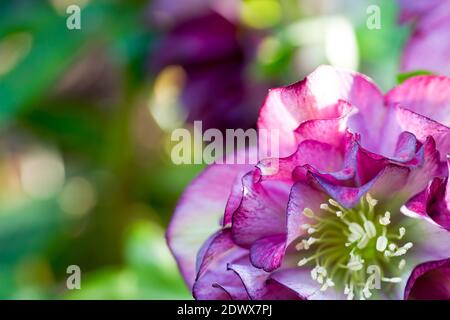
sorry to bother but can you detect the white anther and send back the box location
[349,223,365,237]
[320,278,335,291]
[364,220,377,238]
[302,240,310,250]
[295,242,304,251]
[347,253,364,271]
[388,243,397,251]
[382,277,402,283]
[317,266,327,276]
[398,259,406,270]
[300,224,311,230]
[328,199,341,208]
[336,211,343,218]
[379,211,391,226]
[403,242,413,250]
[376,235,388,252]
[344,284,354,300]
[348,232,361,243]
[366,193,378,207]
[306,237,317,247]
[344,284,350,294]
[307,227,317,235]
[311,266,318,280]
[298,258,309,266]
[384,250,392,258]
[303,208,315,218]
[357,234,369,249]
[394,242,413,256]
[317,275,324,284]
[394,248,407,257]
[399,227,406,239]
[320,203,330,211]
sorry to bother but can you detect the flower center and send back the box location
[295,194,412,300]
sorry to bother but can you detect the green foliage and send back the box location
[65,221,191,299]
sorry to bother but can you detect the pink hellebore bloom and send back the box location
[167,66,450,300]
[398,0,450,76]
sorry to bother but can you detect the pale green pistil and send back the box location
[296,194,412,300]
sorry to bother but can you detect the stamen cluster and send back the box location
[296,194,412,300]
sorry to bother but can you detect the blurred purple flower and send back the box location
[151,11,265,130]
[399,0,450,76]
[167,66,450,300]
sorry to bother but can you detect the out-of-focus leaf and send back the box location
[0,199,64,264]
[65,220,191,299]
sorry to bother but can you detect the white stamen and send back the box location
[379,211,391,226]
[349,223,365,237]
[398,259,406,270]
[382,277,402,283]
[348,232,361,243]
[347,253,364,271]
[344,284,350,294]
[403,242,413,250]
[388,243,397,251]
[366,193,378,207]
[320,278,335,291]
[298,258,309,266]
[364,220,377,238]
[357,234,369,249]
[307,227,317,235]
[311,266,318,280]
[306,237,317,247]
[376,235,388,252]
[399,227,406,239]
[303,208,315,218]
[328,199,341,208]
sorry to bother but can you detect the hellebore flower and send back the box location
[151,11,264,131]
[398,0,450,76]
[167,65,450,300]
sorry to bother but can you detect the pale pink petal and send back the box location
[167,163,252,287]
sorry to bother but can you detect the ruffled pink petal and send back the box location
[401,137,443,197]
[193,229,249,300]
[311,164,410,208]
[386,76,450,126]
[231,170,290,247]
[393,106,450,161]
[167,162,252,287]
[294,100,354,148]
[196,229,236,278]
[405,259,450,300]
[257,139,345,183]
[403,159,450,230]
[249,234,286,272]
[286,182,326,245]
[257,65,385,157]
[228,259,301,299]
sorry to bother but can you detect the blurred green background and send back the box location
[0,0,409,299]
